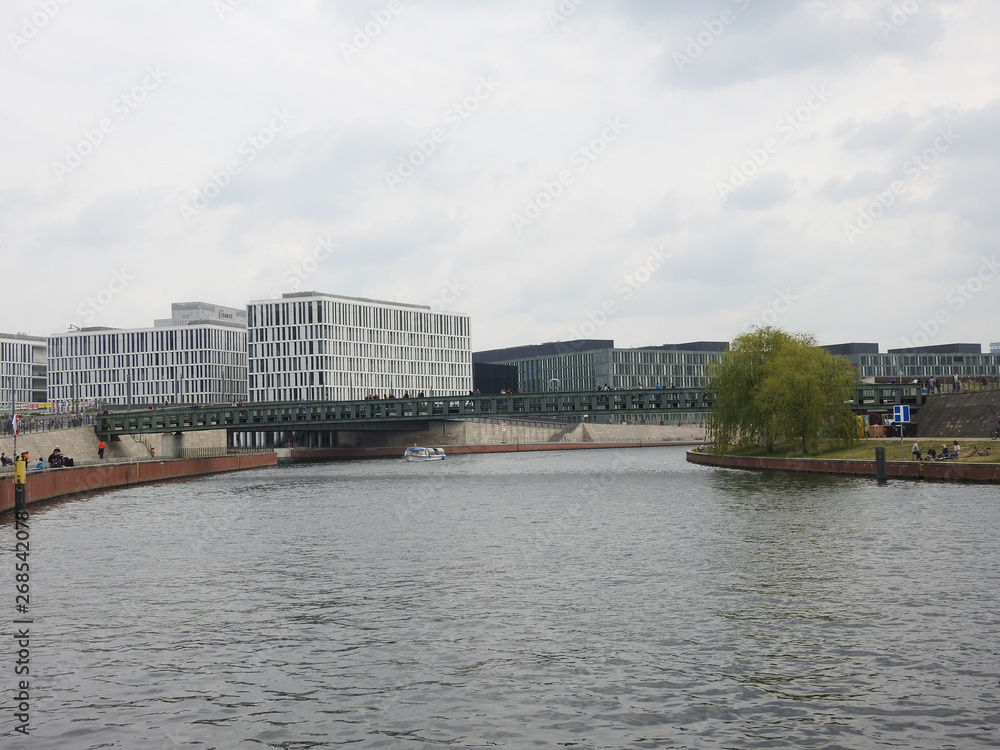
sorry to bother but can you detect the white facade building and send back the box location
[0,332,47,407]
[47,302,247,407]
[247,292,472,402]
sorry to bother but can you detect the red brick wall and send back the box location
[0,454,276,514]
[686,450,1000,483]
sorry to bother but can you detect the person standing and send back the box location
[98,439,106,459]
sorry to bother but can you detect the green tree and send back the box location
[709,327,857,454]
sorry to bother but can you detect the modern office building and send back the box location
[0,332,47,407]
[473,340,728,392]
[46,302,247,407]
[822,343,1000,380]
[246,292,472,402]
[991,342,999,355]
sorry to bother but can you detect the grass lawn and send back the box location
[725,438,999,463]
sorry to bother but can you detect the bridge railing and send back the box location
[93,384,920,435]
[95,389,718,435]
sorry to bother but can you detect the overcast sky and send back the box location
[3,0,998,352]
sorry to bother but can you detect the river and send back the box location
[5,446,999,748]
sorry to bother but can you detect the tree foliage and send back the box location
[708,327,858,454]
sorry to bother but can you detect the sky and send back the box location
[2,0,998,353]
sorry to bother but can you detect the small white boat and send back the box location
[403,446,446,462]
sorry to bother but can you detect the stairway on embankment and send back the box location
[915,390,1000,438]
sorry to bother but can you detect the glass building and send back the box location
[473,340,729,392]
[823,343,1000,380]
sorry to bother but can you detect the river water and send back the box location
[6,446,999,748]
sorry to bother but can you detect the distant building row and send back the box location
[473,339,1000,396]
[2,298,999,409]
[2,293,472,409]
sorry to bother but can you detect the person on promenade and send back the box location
[98,439,106,459]
[911,441,921,460]
[926,446,937,461]
[0,452,11,466]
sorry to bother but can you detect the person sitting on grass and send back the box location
[925,446,937,461]
[937,443,959,460]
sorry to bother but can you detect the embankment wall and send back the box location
[914,391,1000,438]
[0,453,277,514]
[686,449,1000,483]
[0,426,227,463]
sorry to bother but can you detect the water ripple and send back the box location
[8,447,1000,748]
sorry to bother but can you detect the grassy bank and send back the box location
[723,438,999,463]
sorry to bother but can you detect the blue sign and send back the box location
[894,405,910,423]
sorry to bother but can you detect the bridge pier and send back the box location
[157,432,185,459]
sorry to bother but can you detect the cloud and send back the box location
[1,0,998,352]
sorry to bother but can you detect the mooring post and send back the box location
[875,446,887,484]
[13,456,27,512]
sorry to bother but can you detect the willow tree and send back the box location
[708,327,857,454]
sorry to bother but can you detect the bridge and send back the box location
[94,384,924,437]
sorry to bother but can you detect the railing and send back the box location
[93,384,927,436]
[180,447,274,459]
[2,413,95,436]
[95,389,717,435]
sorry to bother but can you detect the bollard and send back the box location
[875,446,887,484]
[13,457,27,511]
